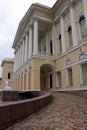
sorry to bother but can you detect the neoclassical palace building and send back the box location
[13,0,87,91]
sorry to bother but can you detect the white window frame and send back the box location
[66,67,73,86]
[56,71,61,88]
[80,62,87,85]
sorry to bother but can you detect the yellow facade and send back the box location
[1,58,14,89]
[13,0,87,91]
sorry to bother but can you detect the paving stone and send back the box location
[5,92,87,130]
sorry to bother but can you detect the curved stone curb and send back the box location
[0,91,52,130]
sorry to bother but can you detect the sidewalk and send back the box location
[6,92,87,130]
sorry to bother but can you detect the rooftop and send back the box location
[1,58,14,67]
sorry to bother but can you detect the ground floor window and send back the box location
[81,63,87,85]
[67,68,73,86]
[56,71,61,87]
[49,74,53,88]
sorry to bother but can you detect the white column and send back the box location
[16,49,18,69]
[23,38,25,63]
[70,6,78,46]
[24,37,26,62]
[25,33,28,61]
[27,32,29,59]
[29,27,32,58]
[18,46,20,67]
[60,16,66,52]
[33,19,38,55]
[21,41,23,65]
[15,50,17,70]
[46,33,48,53]
[18,47,20,68]
[52,25,55,54]
[83,0,87,26]
[20,43,22,65]
[14,52,16,71]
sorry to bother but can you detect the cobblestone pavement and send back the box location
[6,92,87,130]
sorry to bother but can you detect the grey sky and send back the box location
[0,0,57,77]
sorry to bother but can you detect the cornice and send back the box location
[12,3,52,49]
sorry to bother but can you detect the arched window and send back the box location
[68,26,73,47]
[79,15,87,38]
[59,34,62,53]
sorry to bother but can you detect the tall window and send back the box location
[81,63,87,85]
[49,74,52,88]
[8,73,11,79]
[57,71,61,87]
[50,40,53,54]
[79,15,87,38]
[67,68,73,86]
[59,34,62,53]
[68,26,73,47]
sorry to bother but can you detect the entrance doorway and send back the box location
[40,64,53,90]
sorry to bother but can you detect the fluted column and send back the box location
[25,33,28,61]
[83,0,87,26]
[14,51,16,71]
[33,19,38,55]
[46,33,48,53]
[18,46,20,67]
[24,37,26,62]
[16,49,18,69]
[52,25,55,54]
[29,27,32,58]
[15,51,17,70]
[20,43,22,66]
[60,16,66,52]
[21,41,24,65]
[22,38,25,63]
[70,5,78,46]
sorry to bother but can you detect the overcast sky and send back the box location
[0,0,57,77]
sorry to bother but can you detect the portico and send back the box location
[13,1,87,91]
[14,16,52,72]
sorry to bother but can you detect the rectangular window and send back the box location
[8,73,11,79]
[50,74,52,88]
[67,68,73,86]
[50,40,53,54]
[81,63,87,85]
[81,20,87,38]
[57,71,61,87]
[59,35,62,53]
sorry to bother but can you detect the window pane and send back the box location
[80,16,87,38]
[57,72,61,87]
[59,35,62,53]
[68,26,73,47]
[68,68,73,86]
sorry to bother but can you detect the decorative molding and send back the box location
[56,37,87,60]
[79,47,87,61]
[66,54,72,66]
[56,58,87,72]
[31,68,40,71]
